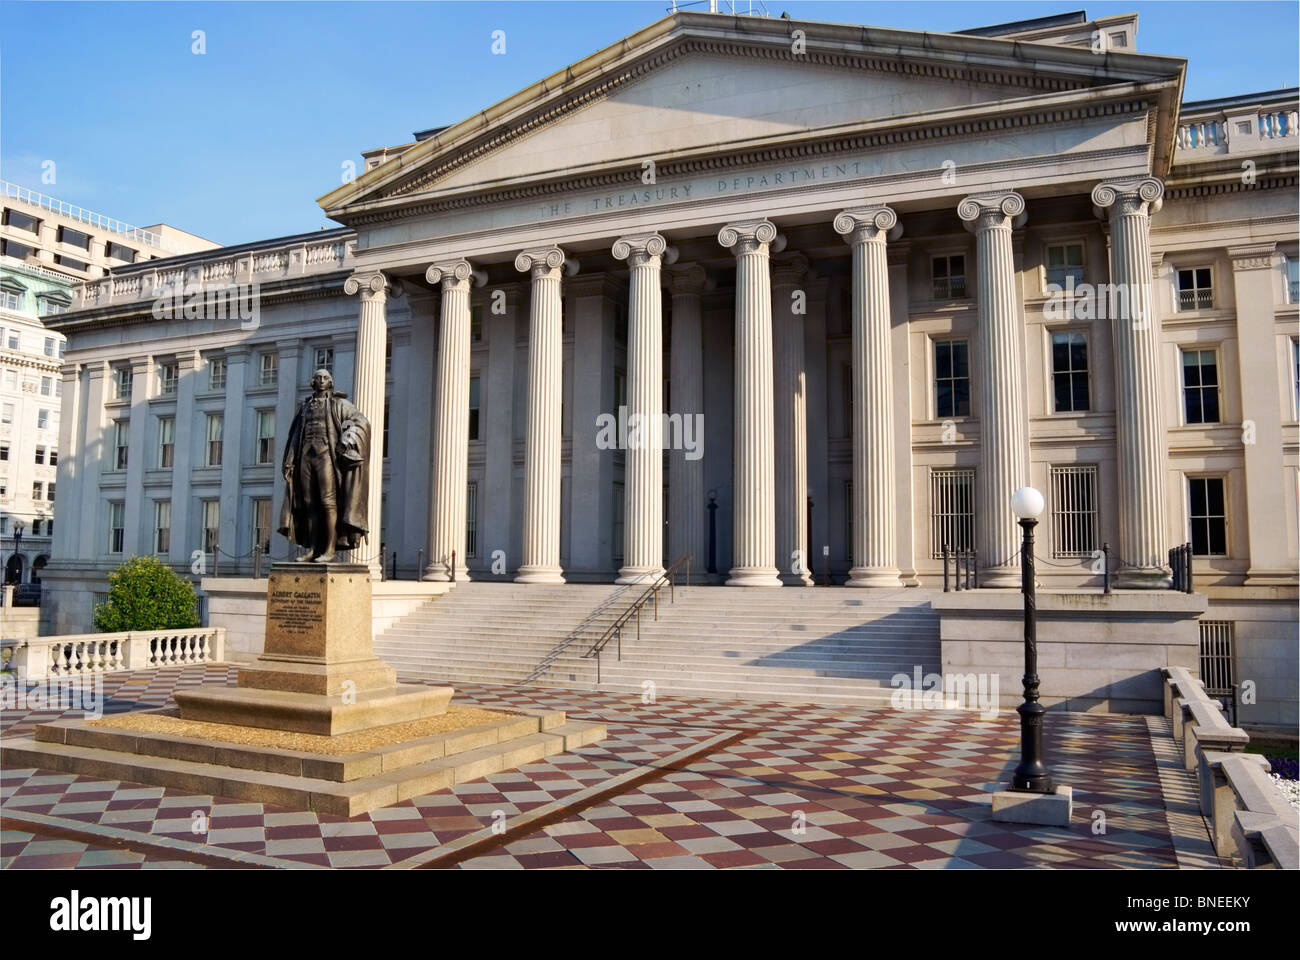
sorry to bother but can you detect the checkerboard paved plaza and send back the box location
[1,664,1222,869]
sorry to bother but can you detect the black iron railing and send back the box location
[584,553,691,683]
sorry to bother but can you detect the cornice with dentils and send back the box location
[320,11,1186,219]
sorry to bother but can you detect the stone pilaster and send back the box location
[270,340,302,562]
[424,259,483,581]
[771,252,813,585]
[167,351,199,566]
[343,270,390,579]
[718,219,782,587]
[666,264,708,574]
[52,362,83,561]
[613,233,673,584]
[958,192,1030,588]
[1092,178,1169,587]
[835,206,903,587]
[121,354,152,557]
[514,246,573,584]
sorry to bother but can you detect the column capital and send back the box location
[343,270,389,301]
[175,349,202,371]
[612,233,678,269]
[129,355,154,373]
[663,263,709,296]
[958,192,1026,232]
[1091,177,1164,217]
[770,252,812,288]
[425,259,487,289]
[515,245,577,279]
[718,219,784,256]
[1227,242,1277,272]
[59,362,82,379]
[833,205,900,245]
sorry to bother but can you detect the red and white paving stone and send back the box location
[1,663,1222,869]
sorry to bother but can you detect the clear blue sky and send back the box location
[2,1,1296,247]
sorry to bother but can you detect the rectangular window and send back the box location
[46,481,54,502]
[33,481,42,501]
[930,468,975,558]
[382,399,390,460]
[1050,465,1098,558]
[208,356,227,390]
[34,446,45,465]
[845,480,854,562]
[108,502,125,554]
[385,338,393,375]
[1287,258,1300,304]
[469,376,481,441]
[934,340,970,418]
[256,410,275,464]
[471,304,483,343]
[259,351,278,386]
[38,298,67,317]
[58,225,91,250]
[1292,337,1300,415]
[0,481,6,498]
[313,346,334,374]
[466,482,478,559]
[155,500,172,554]
[612,481,625,567]
[49,449,58,467]
[252,497,272,553]
[105,241,136,263]
[1045,243,1085,289]
[40,376,52,396]
[1199,621,1235,705]
[6,330,18,350]
[43,337,55,357]
[1176,267,1214,311]
[1051,332,1090,412]
[206,413,224,466]
[1188,476,1227,556]
[37,408,50,429]
[115,366,133,401]
[202,499,221,553]
[158,416,175,468]
[932,254,967,299]
[1,239,33,261]
[3,209,40,233]
[0,443,7,460]
[1,402,13,424]
[159,361,178,395]
[113,419,129,470]
[54,254,89,272]
[1181,349,1221,424]
[2,370,12,390]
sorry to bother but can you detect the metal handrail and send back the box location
[584,553,692,683]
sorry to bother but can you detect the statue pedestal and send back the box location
[174,563,452,735]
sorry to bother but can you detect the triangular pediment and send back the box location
[321,12,1185,220]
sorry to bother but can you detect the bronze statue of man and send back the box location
[278,369,370,562]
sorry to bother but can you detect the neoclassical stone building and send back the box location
[40,10,1298,717]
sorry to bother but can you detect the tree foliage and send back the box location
[93,556,200,632]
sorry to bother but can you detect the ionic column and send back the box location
[1092,178,1169,587]
[666,264,708,574]
[958,192,1029,588]
[424,259,484,581]
[343,270,389,579]
[613,233,673,583]
[771,253,813,585]
[834,206,902,587]
[718,219,782,587]
[514,246,574,584]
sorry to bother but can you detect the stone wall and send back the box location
[934,590,1207,714]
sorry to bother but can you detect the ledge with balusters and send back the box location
[1,627,225,682]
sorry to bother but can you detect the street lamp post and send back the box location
[1009,486,1053,793]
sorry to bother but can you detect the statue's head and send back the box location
[310,369,334,394]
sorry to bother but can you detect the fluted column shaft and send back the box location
[344,271,389,579]
[613,234,671,583]
[424,260,478,581]
[835,206,902,587]
[514,246,571,584]
[771,254,813,585]
[719,220,782,587]
[958,193,1029,588]
[666,265,708,573]
[1093,178,1169,586]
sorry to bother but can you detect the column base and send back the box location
[779,570,814,586]
[1116,565,1173,590]
[845,567,902,588]
[978,565,1021,589]
[421,564,472,583]
[515,565,566,585]
[616,565,664,585]
[726,566,782,587]
[1243,568,1297,587]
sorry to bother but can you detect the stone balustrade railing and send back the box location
[1176,107,1298,155]
[2,627,225,681]
[74,234,354,310]
[1162,666,1298,869]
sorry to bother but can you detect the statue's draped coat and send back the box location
[278,393,370,550]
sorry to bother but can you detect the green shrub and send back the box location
[93,556,200,632]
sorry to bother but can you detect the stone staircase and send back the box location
[373,582,942,708]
